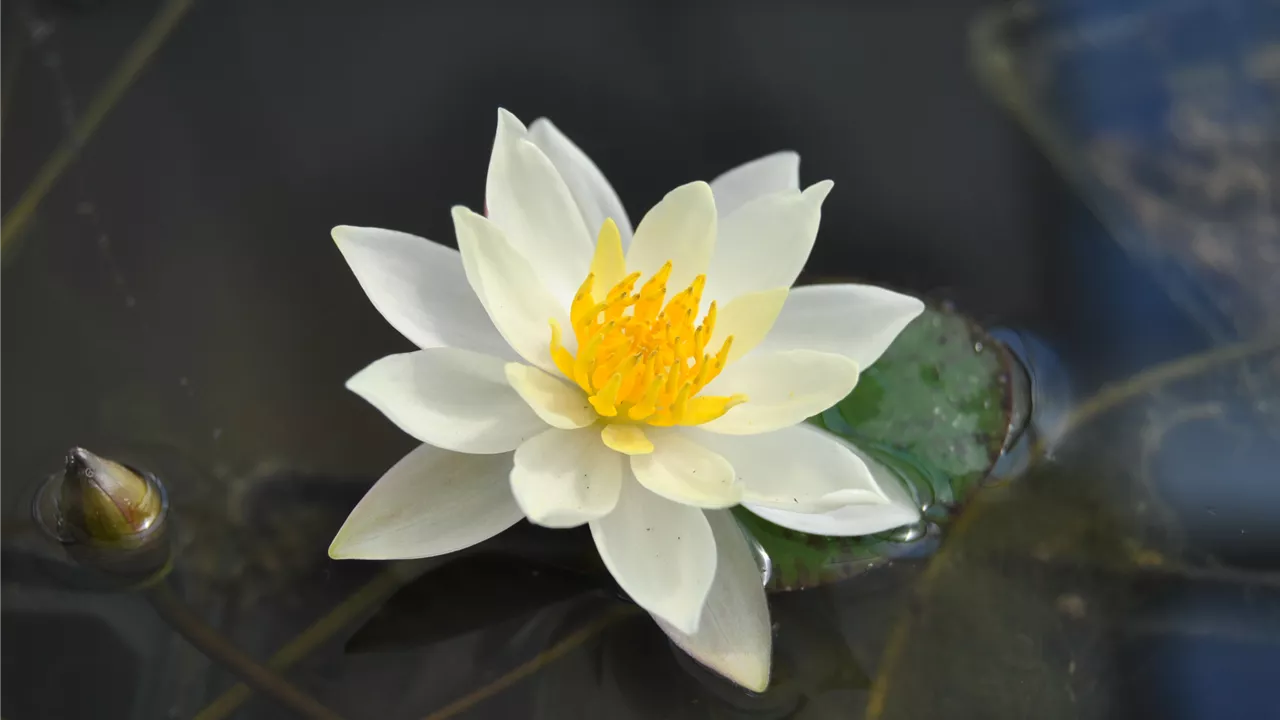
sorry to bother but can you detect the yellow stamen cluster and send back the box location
[549,261,745,427]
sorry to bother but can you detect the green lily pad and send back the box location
[740,305,1018,592]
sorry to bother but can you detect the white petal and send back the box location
[528,117,634,249]
[590,477,717,634]
[486,109,594,305]
[329,445,521,559]
[690,424,887,512]
[511,427,622,528]
[625,181,717,293]
[631,430,741,509]
[347,349,547,454]
[708,287,789,364]
[505,363,597,429]
[757,283,926,370]
[333,226,512,358]
[709,151,800,218]
[703,181,833,305]
[745,441,920,536]
[656,510,771,692]
[699,350,860,435]
[452,207,571,373]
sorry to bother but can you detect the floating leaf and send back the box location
[741,305,1015,591]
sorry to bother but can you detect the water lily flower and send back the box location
[329,109,924,691]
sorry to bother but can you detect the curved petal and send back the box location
[656,510,771,692]
[452,207,571,373]
[756,283,925,370]
[505,363,597,429]
[329,445,521,559]
[347,349,547,454]
[745,441,920,536]
[590,477,717,634]
[528,117,634,250]
[486,109,594,306]
[690,424,886,512]
[511,427,622,528]
[708,287,789,364]
[703,181,833,305]
[699,350,859,436]
[631,430,741,509]
[625,181,717,293]
[709,151,800,218]
[333,226,513,358]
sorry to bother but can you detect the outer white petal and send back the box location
[709,151,800,218]
[699,350,860,436]
[333,226,512,358]
[347,349,547,454]
[590,477,717,634]
[690,424,887,513]
[504,363,597,429]
[625,181,717,293]
[452,207,571,373]
[329,445,521,559]
[631,430,742,509]
[511,427,622,528]
[745,441,921,536]
[528,117,634,249]
[758,284,925,370]
[703,181,833,305]
[657,510,771,692]
[486,109,595,305]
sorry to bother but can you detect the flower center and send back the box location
[548,261,745,428]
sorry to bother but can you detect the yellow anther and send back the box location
[589,373,623,417]
[550,260,747,428]
[548,319,576,379]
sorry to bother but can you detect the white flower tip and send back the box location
[905,294,927,319]
[328,531,356,559]
[804,179,835,205]
[528,116,556,134]
[673,179,714,200]
[496,107,528,135]
[331,225,356,245]
[449,205,479,227]
[733,657,772,693]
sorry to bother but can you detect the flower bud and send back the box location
[56,447,164,547]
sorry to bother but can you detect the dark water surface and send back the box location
[3,1,1278,718]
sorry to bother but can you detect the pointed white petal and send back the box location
[511,427,622,528]
[452,207,571,373]
[709,151,800,218]
[528,117,634,250]
[505,363,597,429]
[347,349,547,454]
[758,283,925,369]
[631,430,741,509]
[333,226,513,358]
[699,350,859,436]
[745,441,921,536]
[625,181,717,293]
[703,181,833,305]
[486,109,594,305]
[708,287,789,364]
[590,477,717,634]
[657,510,771,692]
[690,424,887,512]
[329,445,521,559]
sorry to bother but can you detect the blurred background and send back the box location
[2,0,1278,718]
